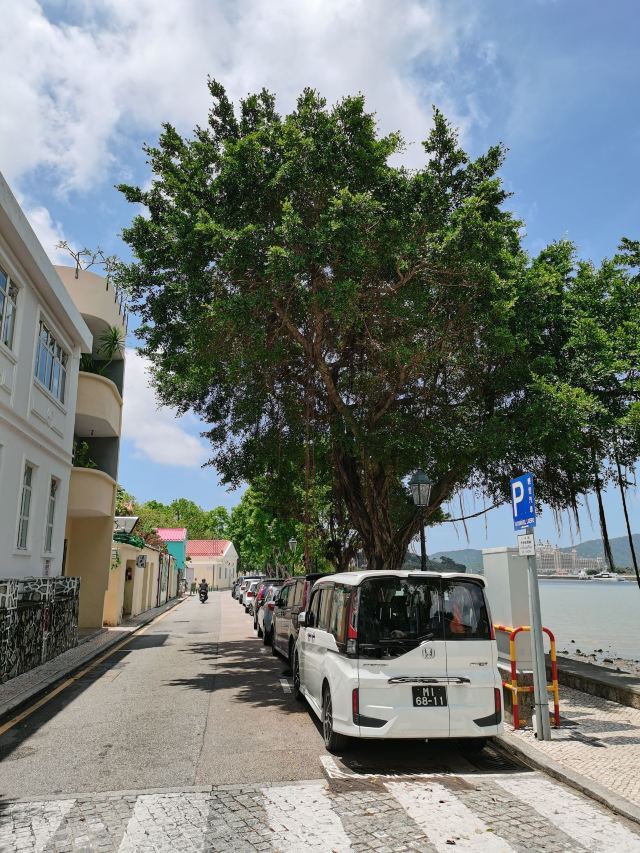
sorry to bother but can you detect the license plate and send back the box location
[412,685,447,707]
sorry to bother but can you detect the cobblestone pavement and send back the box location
[0,597,188,719]
[511,685,640,807]
[2,769,639,852]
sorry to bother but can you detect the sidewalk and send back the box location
[0,595,188,721]
[498,683,640,825]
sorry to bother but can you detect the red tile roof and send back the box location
[156,528,188,542]
[187,539,232,557]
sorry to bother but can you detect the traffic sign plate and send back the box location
[517,532,536,556]
[511,472,536,530]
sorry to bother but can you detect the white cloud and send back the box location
[0,0,477,190]
[19,200,72,265]
[121,348,208,468]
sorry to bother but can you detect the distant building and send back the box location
[535,540,605,575]
[187,540,238,590]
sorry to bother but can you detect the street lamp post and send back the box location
[409,470,432,571]
[288,538,297,574]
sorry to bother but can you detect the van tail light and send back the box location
[494,687,502,721]
[346,589,359,654]
[352,688,359,723]
[267,602,275,611]
[247,591,254,598]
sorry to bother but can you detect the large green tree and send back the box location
[118,82,619,570]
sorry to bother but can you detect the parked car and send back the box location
[293,570,503,753]
[244,580,262,614]
[238,576,263,605]
[253,581,276,631]
[257,585,282,642]
[272,573,328,669]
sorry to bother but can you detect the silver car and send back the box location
[257,585,281,644]
[243,580,261,614]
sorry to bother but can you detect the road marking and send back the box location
[494,773,640,851]
[263,782,354,852]
[387,779,515,852]
[0,601,185,738]
[280,678,292,693]
[117,792,210,853]
[0,799,75,852]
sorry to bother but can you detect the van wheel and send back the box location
[257,624,263,638]
[263,627,272,646]
[322,687,349,753]
[271,638,278,656]
[293,653,304,701]
[288,640,295,673]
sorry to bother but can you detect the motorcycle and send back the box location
[199,587,208,603]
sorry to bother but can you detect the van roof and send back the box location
[312,570,485,587]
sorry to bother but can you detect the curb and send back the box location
[495,733,640,827]
[0,596,188,724]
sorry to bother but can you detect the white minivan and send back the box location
[293,570,503,753]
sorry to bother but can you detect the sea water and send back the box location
[538,579,640,660]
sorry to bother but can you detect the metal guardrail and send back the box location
[494,623,561,730]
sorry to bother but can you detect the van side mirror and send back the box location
[298,611,306,627]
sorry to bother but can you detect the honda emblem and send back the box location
[422,645,435,659]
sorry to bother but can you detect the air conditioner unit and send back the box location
[136,555,147,568]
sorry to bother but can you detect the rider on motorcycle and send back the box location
[198,578,208,602]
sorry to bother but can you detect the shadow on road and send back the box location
[167,638,307,715]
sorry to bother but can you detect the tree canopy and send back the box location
[115,486,230,542]
[117,82,640,571]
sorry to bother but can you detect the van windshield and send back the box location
[357,576,491,657]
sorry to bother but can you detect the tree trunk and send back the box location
[331,444,438,571]
[591,448,615,571]
[615,451,640,590]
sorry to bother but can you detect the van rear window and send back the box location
[357,577,490,656]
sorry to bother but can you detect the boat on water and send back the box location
[592,571,621,581]
[577,570,592,580]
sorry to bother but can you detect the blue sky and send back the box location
[1,1,638,551]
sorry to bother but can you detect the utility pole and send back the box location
[525,525,551,741]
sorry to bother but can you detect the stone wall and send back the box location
[0,576,80,683]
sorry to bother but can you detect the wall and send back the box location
[0,576,80,682]
[64,516,113,628]
[189,556,235,590]
[103,548,126,627]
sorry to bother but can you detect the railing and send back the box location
[494,623,561,730]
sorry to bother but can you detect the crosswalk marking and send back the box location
[117,792,211,852]
[263,781,354,852]
[494,774,640,852]
[0,799,75,853]
[386,779,516,852]
[1,773,639,852]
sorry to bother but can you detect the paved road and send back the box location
[1,592,639,851]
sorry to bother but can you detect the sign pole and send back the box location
[526,524,551,741]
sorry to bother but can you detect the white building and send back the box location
[535,539,605,575]
[186,540,238,590]
[0,174,92,578]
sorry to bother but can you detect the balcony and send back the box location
[67,467,116,518]
[54,266,127,346]
[75,372,122,438]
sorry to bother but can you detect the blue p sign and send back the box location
[511,473,536,530]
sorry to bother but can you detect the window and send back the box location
[34,320,68,403]
[44,478,58,553]
[279,584,290,607]
[328,585,351,644]
[17,463,34,550]
[308,589,322,627]
[0,264,18,350]
[317,585,334,631]
[291,579,304,607]
[442,580,491,641]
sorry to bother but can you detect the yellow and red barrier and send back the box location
[494,623,560,730]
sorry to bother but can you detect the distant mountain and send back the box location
[428,533,639,571]
[568,534,640,569]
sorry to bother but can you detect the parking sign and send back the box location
[511,472,536,530]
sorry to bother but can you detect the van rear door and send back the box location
[441,578,499,736]
[356,575,449,738]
